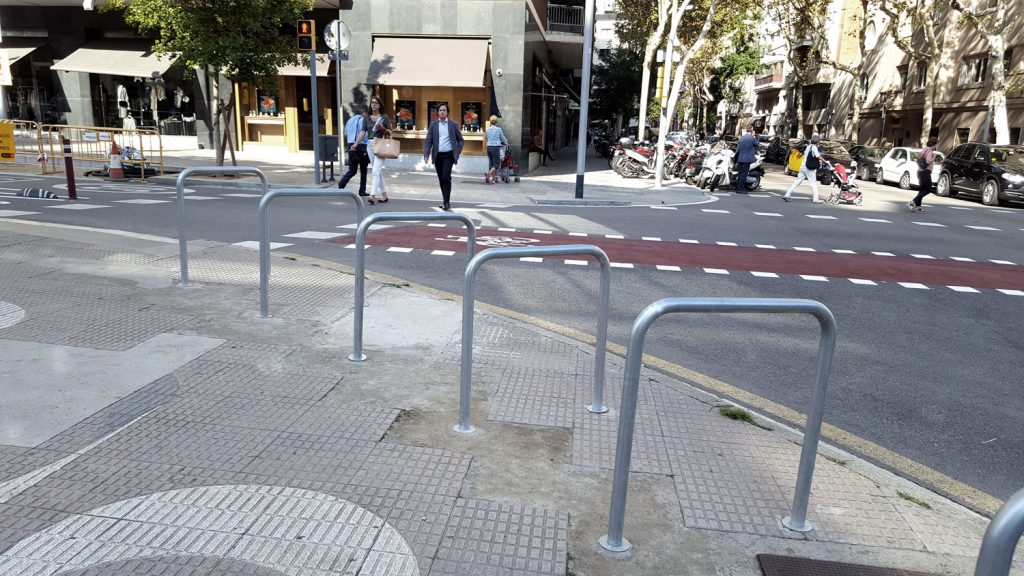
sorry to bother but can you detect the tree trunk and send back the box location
[988,33,1009,144]
[638,2,670,142]
[212,68,224,167]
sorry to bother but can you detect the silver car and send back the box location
[875,147,946,189]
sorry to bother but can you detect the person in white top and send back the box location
[783,134,822,203]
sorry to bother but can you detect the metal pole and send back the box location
[176,167,268,288]
[573,0,595,199]
[258,188,363,318]
[62,138,77,200]
[600,297,837,552]
[311,52,321,185]
[457,244,612,433]
[350,212,477,362]
[335,12,345,168]
[974,487,1024,576]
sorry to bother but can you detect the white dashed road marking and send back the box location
[949,286,981,293]
[997,289,1024,296]
[46,203,109,210]
[233,241,292,250]
[656,265,682,271]
[860,218,892,223]
[898,282,929,289]
[0,210,40,217]
[114,199,171,204]
[283,231,345,239]
[912,222,946,227]
[751,271,779,278]
[849,279,878,285]
[431,250,455,256]
[704,268,729,274]
[800,275,828,281]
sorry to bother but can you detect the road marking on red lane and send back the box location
[329,225,1024,291]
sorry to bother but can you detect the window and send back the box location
[956,128,971,144]
[960,56,988,85]
[897,64,908,87]
[1011,127,1021,146]
[972,145,989,162]
[865,22,877,51]
[1005,48,1015,74]
[915,61,927,90]
[859,73,868,101]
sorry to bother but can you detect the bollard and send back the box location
[974,487,1024,576]
[62,139,77,200]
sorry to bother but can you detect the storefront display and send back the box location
[395,100,415,130]
[461,102,481,132]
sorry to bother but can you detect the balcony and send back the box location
[754,73,784,92]
[548,4,584,35]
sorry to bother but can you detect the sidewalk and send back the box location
[0,207,1019,574]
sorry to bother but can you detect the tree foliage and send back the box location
[101,0,313,92]
[591,48,644,124]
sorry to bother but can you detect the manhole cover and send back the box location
[0,301,25,329]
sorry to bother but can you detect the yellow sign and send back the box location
[0,120,15,161]
[0,49,10,87]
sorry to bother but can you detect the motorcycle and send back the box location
[695,144,764,191]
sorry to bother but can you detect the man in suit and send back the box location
[338,105,369,195]
[422,103,465,211]
[734,126,757,194]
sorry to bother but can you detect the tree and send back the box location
[614,0,671,141]
[951,0,1011,144]
[710,35,763,133]
[879,0,949,146]
[102,0,315,165]
[765,0,832,138]
[591,48,644,128]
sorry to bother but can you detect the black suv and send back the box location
[936,143,1024,206]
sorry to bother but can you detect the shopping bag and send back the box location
[373,132,400,159]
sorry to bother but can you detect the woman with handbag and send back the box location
[365,96,392,204]
[782,134,823,203]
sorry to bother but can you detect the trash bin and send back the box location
[318,135,339,162]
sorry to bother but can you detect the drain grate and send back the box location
[757,554,940,576]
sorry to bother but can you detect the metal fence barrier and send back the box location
[974,487,1024,576]
[456,244,612,434]
[349,212,477,362]
[175,167,269,288]
[599,297,837,552]
[40,124,164,178]
[259,188,363,318]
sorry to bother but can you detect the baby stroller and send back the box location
[497,143,520,183]
[823,160,863,205]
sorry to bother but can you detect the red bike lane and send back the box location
[331,226,1024,290]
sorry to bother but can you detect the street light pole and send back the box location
[573,0,596,199]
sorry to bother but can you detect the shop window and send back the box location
[1011,127,1021,146]
[960,55,988,85]
[956,128,970,144]
[914,61,927,90]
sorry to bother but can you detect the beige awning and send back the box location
[51,40,174,77]
[277,55,330,77]
[367,37,488,87]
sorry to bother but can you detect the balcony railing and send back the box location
[755,73,784,87]
[548,4,584,34]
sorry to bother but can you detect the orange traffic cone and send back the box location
[108,141,125,181]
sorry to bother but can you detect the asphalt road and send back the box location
[1,166,1021,511]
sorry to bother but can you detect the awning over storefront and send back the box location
[366,37,489,87]
[2,40,45,65]
[737,115,767,132]
[51,40,174,78]
[277,55,330,77]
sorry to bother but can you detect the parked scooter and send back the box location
[696,144,734,191]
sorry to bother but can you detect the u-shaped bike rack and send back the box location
[974,487,1024,576]
[349,211,477,362]
[175,167,269,287]
[258,188,364,318]
[455,244,612,434]
[599,297,837,553]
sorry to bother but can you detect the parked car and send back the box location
[764,136,799,164]
[785,139,854,183]
[874,147,946,189]
[847,145,887,181]
[935,143,1024,206]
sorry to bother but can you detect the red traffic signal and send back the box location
[297,19,316,51]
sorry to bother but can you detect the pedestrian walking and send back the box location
[423,102,464,211]
[783,134,823,203]
[485,115,508,184]
[366,96,391,205]
[908,136,939,213]
[735,126,757,194]
[338,105,369,196]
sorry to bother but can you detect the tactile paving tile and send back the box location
[487,391,576,428]
[154,394,311,432]
[175,367,343,402]
[570,383,672,475]
[264,284,355,322]
[56,554,223,576]
[0,503,70,552]
[891,496,988,557]
[243,434,377,486]
[348,444,471,498]
[382,490,458,560]
[0,305,195,351]
[431,498,568,576]
[199,341,297,368]
[287,404,399,441]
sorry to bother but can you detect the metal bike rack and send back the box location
[349,211,477,362]
[455,244,612,434]
[258,188,363,318]
[176,167,268,287]
[974,487,1024,576]
[599,297,837,552]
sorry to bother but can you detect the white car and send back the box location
[875,147,946,189]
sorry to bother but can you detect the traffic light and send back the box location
[297,19,316,51]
